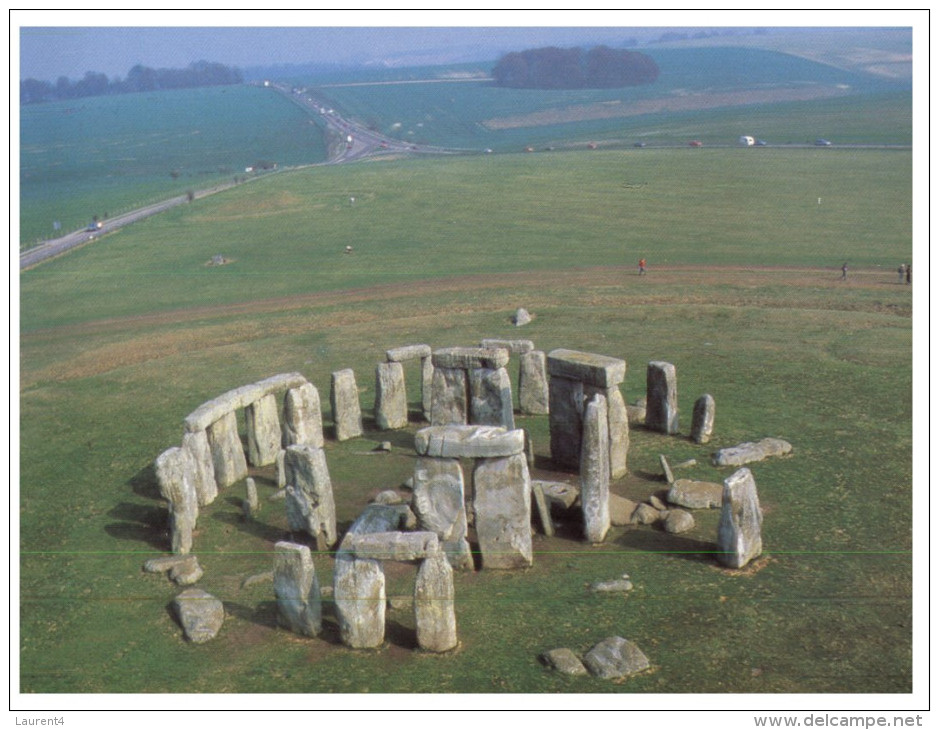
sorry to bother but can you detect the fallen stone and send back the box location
[513,308,532,326]
[667,479,724,509]
[717,468,763,569]
[673,458,697,469]
[536,481,579,510]
[625,397,647,425]
[143,555,194,574]
[691,394,715,444]
[415,425,525,459]
[371,489,404,505]
[169,556,203,586]
[664,509,695,534]
[173,588,224,643]
[609,494,639,526]
[590,578,633,593]
[649,493,668,511]
[645,361,679,435]
[531,481,554,537]
[632,503,661,525]
[712,438,792,467]
[240,571,274,589]
[414,550,458,652]
[375,441,393,452]
[659,454,675,485]
[583,636,650,679]
[274,541,322,637]
[541,648,588,676]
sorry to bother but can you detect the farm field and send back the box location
[18,149,914,696]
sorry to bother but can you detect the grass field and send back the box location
[18,148,913,696]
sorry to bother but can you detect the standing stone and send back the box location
[282,383,324,448]
[421,356,434,420]
[283,445,337,549]
[330,369,363,442]
[473,453,533,569]
[243,477,259,518]
[275,449,286,488]
[334,554,385,649]
[691,394,715,444]
[469,367,515,429]
[580,394,611,543]
[519,350,550,415]
[605,388,630,478]
[173,589,224,643]
[716,468,763,569]
[414,550,458,652]
[549,375,585,470]
[412,457,473,570]
[430,366,468,426]
[245,393,282,467]
[181,429,217,507]
[273,541,322,637]
[206,410,248,488]
[155,447,199,555]
[374,361,408,430]
[646,361,679,434]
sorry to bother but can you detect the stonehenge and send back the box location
[646,361,679,434]
[331,369,364,441]
[717,467,763,569]
[430,346,514,429]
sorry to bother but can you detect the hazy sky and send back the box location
[15,9,910,81]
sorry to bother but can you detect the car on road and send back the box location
[815,138,832,146]
[755,139,768,146]
[689,140,703,147]
[633,142,646,148]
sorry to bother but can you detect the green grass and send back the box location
[18,147,913,695]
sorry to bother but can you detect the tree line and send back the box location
[491,45,659,90]
[20,60,243,104]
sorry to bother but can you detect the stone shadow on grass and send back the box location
[224,599,281,631]
[212,504,289,544]
[129,463,162,501]
[615,527,716,564]
[104,501,168,550]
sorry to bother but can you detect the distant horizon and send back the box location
[17,24,903,83]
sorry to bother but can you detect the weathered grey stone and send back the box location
[649,493,668,511]
[181,429,217,507]
[659,454,675,485]
[609,494,640,526]
[143,555,194,574]
[371,489,404,505]
[282,383,324,449]
[469,367,515,429]
[691,394,716,444]
[430,366,468,426]
[646,361,679,435]
[206,411,248,489]
[473,453,533,569]
[273,541,322,637]
[664,509,695,534]
[480,338,535,354]
[245,393,281,467]
[173,588,224,643]
[432,346,510,370]
[513,307,532,326]
[605,388,630,478]
[531,481,554,537]
[421,356,434,419]
[580,394,610,544]
[330,369,363,441]
[415,425,525,459]
[412,457,473,570]
[243,477,259,519]
[712,438,792,467]
[154,446,199,555]
[414,550,458,652]
[333,554,386,649]
[518,350,550,415]
[536,481,579,510]
[241,571,274,589]
[717,468,763,568]
[345,531,439,561]
[667,479,724,509]
[386,344,432,362]
[283,445,337,549]
[549,375,585,469]
[276,449,286,488]
[632,502,662,525]
[184,373,308,432]
[626,397,647,425]
[345,503,411,536]
[590,578,633,593]
[542,648,588,676]
[169,555,203,585]
[583,636,650,679]
[547,349,626,389]
[374,362,408,431]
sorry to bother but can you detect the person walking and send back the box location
[638,258,646,276]
[906,263,912,285]
[898,264,906,283]
[841,262,848,280]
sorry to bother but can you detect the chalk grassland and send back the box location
[19,84,327,247]
[19,150,912,694]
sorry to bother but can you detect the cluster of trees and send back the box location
[491,45,659,90]
[21,61,243,104]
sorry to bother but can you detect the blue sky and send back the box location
[15,9,910,82]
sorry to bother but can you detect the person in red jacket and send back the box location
[638,258,646,275]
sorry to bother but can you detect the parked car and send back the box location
[815,138,832,146]
[689,140,703,147]
[633,142,646,148]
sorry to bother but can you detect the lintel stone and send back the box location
[432,346,509,370]
[415,425,525,458]
[480,338,535,354]
[184,372,308,432]
[547,349,626,388]
[386,344,432,362]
